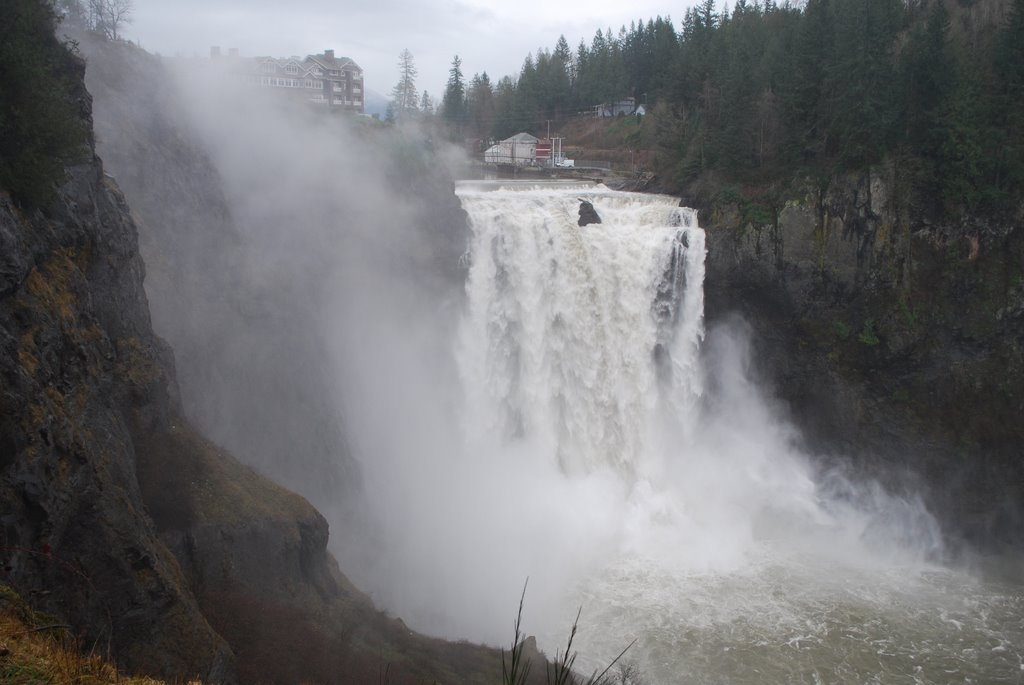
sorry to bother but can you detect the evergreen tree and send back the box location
[466,72,495,140]
[492,75,521,139]
[420,90,434,116]
[783,0,834,168]
[573,39,590,107]
[554,34,573,77]
[516,53,539,128]
[441,55,466,138]
[390,48,419,121]
[640,17,678,103]
[0,0,89,208]
[826,0,902,167]
[544,42,573,119]
[995,0,1024,192]
[899,2,955,202]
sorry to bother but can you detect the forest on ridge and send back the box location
[430,0,1023,216]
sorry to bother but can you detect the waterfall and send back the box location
[456,182,705,479]
[343,181,1019,684]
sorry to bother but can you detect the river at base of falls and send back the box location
[554,549,1023,683]
[357,181,1024,684]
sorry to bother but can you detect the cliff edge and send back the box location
[0,3,234,678]
[702,166,1024,554]
[2,8,514,682]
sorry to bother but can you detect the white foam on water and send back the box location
[348,181,1022,683]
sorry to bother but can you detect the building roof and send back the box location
[306,52,362,73]
[504,132,539,143]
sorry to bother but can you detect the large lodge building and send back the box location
[212,47,364,114]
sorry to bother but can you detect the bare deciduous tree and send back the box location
[87,0,132,40]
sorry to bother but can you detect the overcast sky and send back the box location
[128,0,698,103]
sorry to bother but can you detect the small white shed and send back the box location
[484,132,539,166]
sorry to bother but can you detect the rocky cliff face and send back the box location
[0,43,235,680]
[1,29,517,685]
[74,35,360,514]
[2,23,508,685]
[74,30,478,589]
[76,36,472,525]
[702,165,1024,553]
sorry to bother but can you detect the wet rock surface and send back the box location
[1,33,507,685]
[0,131,236,685]
[578,199,602,226]
[702,167,1024,553]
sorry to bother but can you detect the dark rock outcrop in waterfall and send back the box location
[578,199,602,226]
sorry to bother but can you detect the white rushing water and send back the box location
[444,181,1023,684]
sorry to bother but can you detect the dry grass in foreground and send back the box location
[0,584,190,685]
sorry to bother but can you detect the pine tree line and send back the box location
[431,0,1023,214]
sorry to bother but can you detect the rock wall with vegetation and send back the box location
[702,165,1024,554]
[73,34,361,514]
[0,2,233,679]
[2,4,510,684]
[74,34,472,523]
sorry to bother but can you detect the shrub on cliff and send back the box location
[0,0,88,209]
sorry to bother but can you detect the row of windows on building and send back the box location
[240,74,360,94]
[309,94,363,105]
[244,75,361,93]
[259,62,342,78]
[254,76,325,89]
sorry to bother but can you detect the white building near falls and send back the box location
[483,132,539,166]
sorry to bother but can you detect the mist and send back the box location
[119,56,464,532]
[156,65,574,640]
[93,50,1020,683]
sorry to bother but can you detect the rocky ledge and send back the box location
[701,165,1024,554]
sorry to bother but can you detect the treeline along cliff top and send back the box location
[441,0,1023,218]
